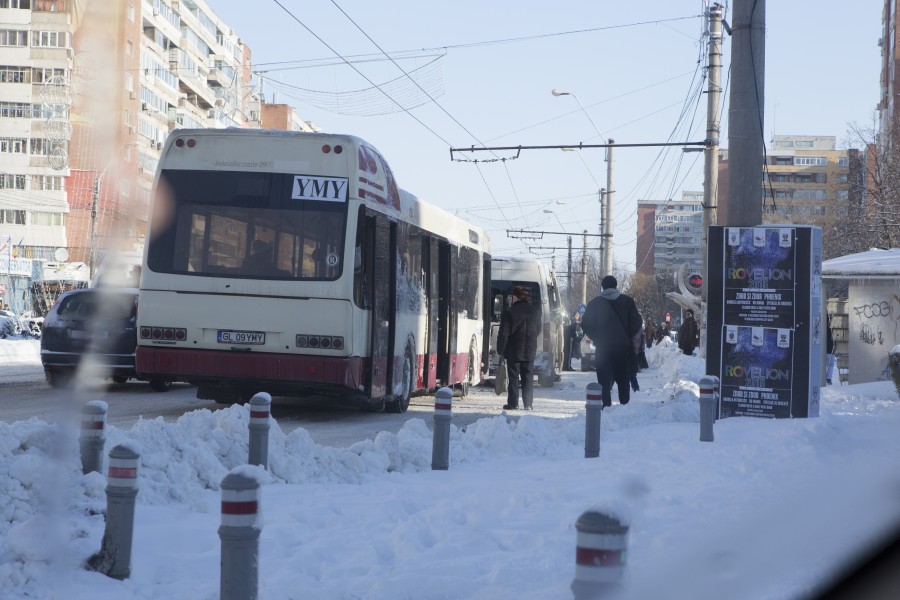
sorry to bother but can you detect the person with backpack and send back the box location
[580,275,642,407]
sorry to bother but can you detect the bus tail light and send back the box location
[141,326,187,341]
[296,334,344,350]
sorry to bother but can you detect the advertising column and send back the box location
[706,226,822,419]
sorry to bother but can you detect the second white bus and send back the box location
[136,129,490,411]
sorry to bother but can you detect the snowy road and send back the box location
[1,339,666,448]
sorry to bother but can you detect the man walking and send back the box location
[496,285,542,410]
[580,275,642,407]
[678,309,699,356]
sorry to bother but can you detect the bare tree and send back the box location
[846,120,900,249]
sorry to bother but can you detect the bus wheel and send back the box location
[45,369,73,389]
[457,340,477,397]
[538,372,555,388]
[385,346,414,413]
[149,377,171,392]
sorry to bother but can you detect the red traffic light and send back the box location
[688,274,703,287]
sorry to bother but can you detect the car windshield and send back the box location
[56,292,136,321]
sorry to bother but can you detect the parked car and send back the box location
[40,288,170,390]
[0,309,18,338]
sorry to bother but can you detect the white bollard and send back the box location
[248,392,272,468]
[80,400,107,474]
[220,469,261,600]
[571,510,629,599]
[87,444,140,580]
[699,375,719,442]
[584,383,603,458]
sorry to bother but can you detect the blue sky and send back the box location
[209,0,883,273]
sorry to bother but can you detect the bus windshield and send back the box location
[147,169,348,281]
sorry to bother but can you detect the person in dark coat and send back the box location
[562,312,584,371]
[496,285,542,410]
[580,275,642,407]
[656,321,671,344]
[677,309,699,356]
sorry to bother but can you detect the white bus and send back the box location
[136,129,491,411]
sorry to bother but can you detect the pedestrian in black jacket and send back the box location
[580,275,642,407]
[678,309,699,356]
[496,285,542,410]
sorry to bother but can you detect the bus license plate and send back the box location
[217,330,265,345]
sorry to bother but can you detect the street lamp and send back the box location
[552,88,614,278]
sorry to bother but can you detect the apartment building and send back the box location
[760,135,850,225]
[635,191,704,277]
[62,0,260,275]
[0,0,71,264]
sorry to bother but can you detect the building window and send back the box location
[0,138,27,153]
[0,30,28,47]
[32,31,68,48]
[838,157,849,167]
[30,211,63,226]
[837,173,848,184]
[0,65,30,83]
[836,190,849,201]
[0,209,26,224]
[32,67,67,83]
[0,174,26,189]
[30,138,54,156]
[31,175,63,190]
[0,0,33,8]
[125,72,134,92]
[126,39,134,56]
[794,156,827,166]
[127,3,135,22]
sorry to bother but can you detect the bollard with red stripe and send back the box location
[584,383,603,458]
[220,469,262,600]
[248,392,272,468]
[431,387,453,471]
[87,443,140,580]
[698,375,719,442]
[571,510,629,599]
[80,400,108,475]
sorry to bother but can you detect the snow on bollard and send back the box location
[431,387,453,471]
[87,443,140,580]
[80,400,107,475]
[571,510,629,599]
[248,392,272,468]
[699,375,719,442]
[220,468,262,600]
[584,383,603,458]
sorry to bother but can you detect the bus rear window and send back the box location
[148,170,348,281]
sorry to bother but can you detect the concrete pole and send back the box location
[701,2,724,356]
[726,0,766,226]
[598,189,606,277]
[699,375,719,442]
[604,141,615,276]
[567,235,573,309]
[580,231,588,305]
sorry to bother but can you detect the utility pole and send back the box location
[581,231,588,305]
[726,0,765,226]
[701,2,724,356]
[598,189,606,275]
[567,236,573,308]
[604,140,615,276]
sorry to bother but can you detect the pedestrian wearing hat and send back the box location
[496,285,542,410]
[580,275,643,407]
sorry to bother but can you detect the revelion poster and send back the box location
[706,226,822,419]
